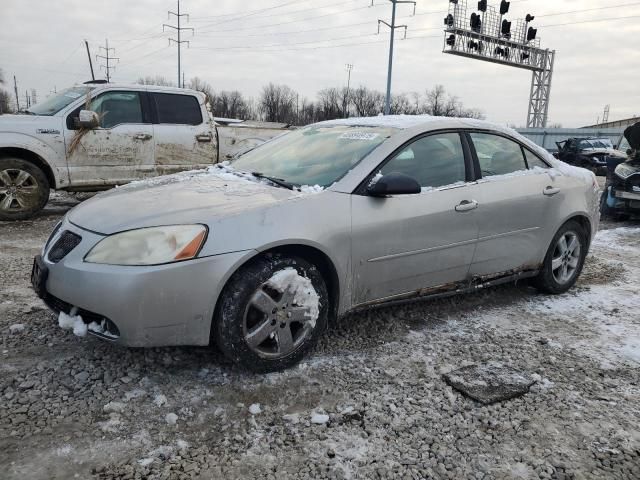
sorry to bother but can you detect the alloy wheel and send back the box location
[242,280,315,359]
[0,168,40,213]
[551,231,581,285]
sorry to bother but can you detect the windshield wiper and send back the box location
[251,172,296,190]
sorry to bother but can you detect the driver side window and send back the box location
[89,91,143,129]
[380,133,467,189]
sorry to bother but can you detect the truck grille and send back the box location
[48,231,82,263]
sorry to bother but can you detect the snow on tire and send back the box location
[213,254,329,372]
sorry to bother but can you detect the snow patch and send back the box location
[8,324,25,333]
[165,413,178,425]
[266,268,321,327]
[311,413,330,424]
[58,308,87,337]
[297,184,324,194]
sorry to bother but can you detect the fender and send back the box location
[0,132,69,188]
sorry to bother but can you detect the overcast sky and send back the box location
[1,0,638,127]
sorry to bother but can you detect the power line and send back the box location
[193,0,306,29]
[96,39,118,82]
[163,0,194,88]
[197,3,385,34]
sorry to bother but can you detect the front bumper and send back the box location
[40,219,255,347]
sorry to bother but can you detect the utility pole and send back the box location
[84,40,96,81]
[344,64,353,118]
[377,0,415,115]
[97,39,118,82]
[164,0,194,88]
[13,75,20,112]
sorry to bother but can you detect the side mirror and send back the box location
[366,172,421,197]
[78,110,99,129]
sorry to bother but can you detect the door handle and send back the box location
[196,134,212,143]
[455,200,479,212]
[134,133,152,141]
[543,186,561,196]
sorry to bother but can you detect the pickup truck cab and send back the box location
[0,82,290,220]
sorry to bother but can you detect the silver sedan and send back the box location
[32,116,600,371]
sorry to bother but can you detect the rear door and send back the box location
[466,131,561,277]
[149,92,218,175]
[350,131,481,305]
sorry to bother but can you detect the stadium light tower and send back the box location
[442,0,555,128]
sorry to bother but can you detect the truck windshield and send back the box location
[27,86,93,116]
[232,125,396,187]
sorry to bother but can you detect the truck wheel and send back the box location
[214,254,329,372]
[534,220,588,294]
[0,157,50,221]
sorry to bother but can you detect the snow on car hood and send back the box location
[68,164,323,235]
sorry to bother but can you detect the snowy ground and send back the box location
[1,192,640,480]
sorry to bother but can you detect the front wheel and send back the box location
[534,220,588,294]
[0,157,50,221]
[214,254,329,372]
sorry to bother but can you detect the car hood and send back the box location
[67,169,304,235]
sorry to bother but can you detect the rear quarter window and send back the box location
[152,93,203,125]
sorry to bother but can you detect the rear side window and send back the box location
[470,133,527,177]
[152,93,202,125]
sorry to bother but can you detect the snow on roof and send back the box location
[317,114,439,129]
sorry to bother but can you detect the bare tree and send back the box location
[186,77,215,105]
[0,68,13,114]
[422,85,484,119]
[259,83,297,124]
[350,86,384,117]
[210,90,252,120]
[136,76,176,87]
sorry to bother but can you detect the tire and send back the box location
[0,157,50,221]
[534,220,588,294]
[214,254,329,372]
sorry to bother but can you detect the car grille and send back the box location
[625,173,640,192]
[48,231,82,263]
[44,222,62,251]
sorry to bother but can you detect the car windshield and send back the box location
[27,86,93,116]
[232,125,396,187]
[578,138,612,149]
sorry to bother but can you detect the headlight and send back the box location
[85,225,208,266]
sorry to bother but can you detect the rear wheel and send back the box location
[534,220,588,294]
[0,157,50,221]
[214,254,329,372]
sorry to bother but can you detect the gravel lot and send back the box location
[1,192,640,480]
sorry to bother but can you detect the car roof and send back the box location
[81,82,204,97]
[314,115,510,133]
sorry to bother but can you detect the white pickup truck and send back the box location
[0,82,291,220]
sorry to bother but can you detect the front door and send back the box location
[467,131,561,277]
[149,92,217,175]
[351,132,480,306]
[64,90,155,187]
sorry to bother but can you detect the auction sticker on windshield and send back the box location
[339,132,380,141]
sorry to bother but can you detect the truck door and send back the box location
[148,92,218,174]
[64,90,156,187]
